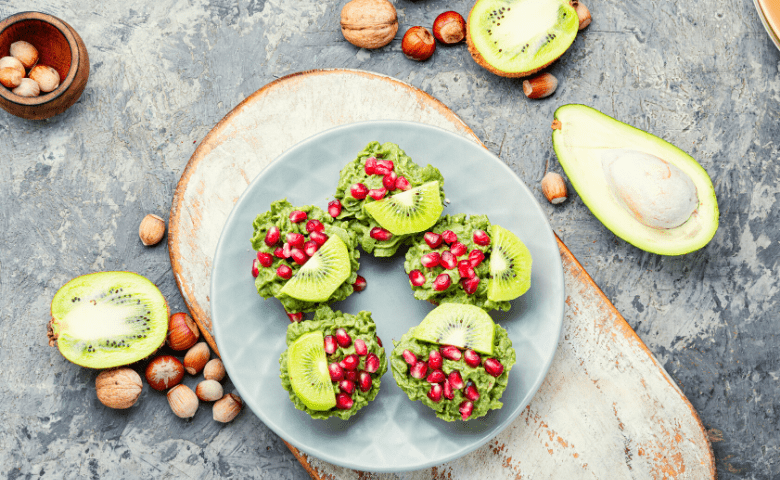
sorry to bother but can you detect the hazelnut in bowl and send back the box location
[0,11,90,120]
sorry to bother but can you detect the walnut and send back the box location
[340,0,398,49]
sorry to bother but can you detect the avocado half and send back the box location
[551,104,719,255]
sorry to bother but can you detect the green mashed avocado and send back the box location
[404,214,511,312]
[250,199,360,313]
[332,141,445,257]
[390,323,515,421]
[279,306,388,420]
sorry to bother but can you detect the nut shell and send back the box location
[183,342,210,375]
[402,26,436,61]
[28,65,60,93]
[0,56,25,76]
[433,11,467,45]
[139,214,166,246]
[145,355,185,391]
[196,379,224,402]
[340,0,398,49]
[213,393,243,423]
[12,78,40,97]
[167,312,200,351]
[9,41,39,69]
[203,358,226,382]
[523,72,559,99]
[572,1,592,30]
[0,68,23,89]
[541,172,568,204]
[95,368,143,409]
[167,384,199,418]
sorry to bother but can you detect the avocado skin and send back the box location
[551,104,719,256]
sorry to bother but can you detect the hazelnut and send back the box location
[213,393,243,423]
[203,358,226,382]
[166,312,200,351]
[340,0,398,49]
[0,56,25,76]
[145,355,185,391]
[28,65,60,93]
[183,342,210,375]
[523,72,559,99]
[0,68,23,89]
[402,26,436,61]
[195,379,224,402]
[541,172,568,204]
[139,214,166,246]
[167,384,199,418]
[12,78,40,97]
[95,368,143,409]
[9,41,38,69]
[571,1,592,30]
[432,11,467,45]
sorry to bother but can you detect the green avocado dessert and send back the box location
[404,214,532,312]
[391,303,515,421]
[330,141,446,257]
[250,200,361,315]
[279,306,388,420]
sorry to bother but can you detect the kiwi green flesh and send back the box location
[287,331,336,411]
[280,235,351,302]
[413,303,495,355]
[468,0,578,76]
[487,225,532,302]
[363,181,443,235]
[49,271,168,369]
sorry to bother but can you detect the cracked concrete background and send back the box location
[0,0,778,478]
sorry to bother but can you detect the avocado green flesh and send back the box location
[552,104,719,255]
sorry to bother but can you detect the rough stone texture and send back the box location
[0,0,777,478]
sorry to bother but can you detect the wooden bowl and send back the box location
[0,12,90,120]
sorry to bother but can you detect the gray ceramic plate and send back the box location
[211,120,565,472]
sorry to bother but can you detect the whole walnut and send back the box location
[340,0,398,49]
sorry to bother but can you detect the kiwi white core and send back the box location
[495,1,560,46]
[65,302,142,341]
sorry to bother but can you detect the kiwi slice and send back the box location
[487,224,532,301]
[466,0,579,77]
[48,271,169,369]
[413,303,496,355]
[280,234,351,302]
[287,331,337,411]
[363,181,443,235]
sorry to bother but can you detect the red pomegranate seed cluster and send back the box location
[324,329,382,410]
[251,211,331,280]
[408,228,491,295]
[402,345,504,420]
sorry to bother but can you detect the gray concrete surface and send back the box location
[0,0,778,478]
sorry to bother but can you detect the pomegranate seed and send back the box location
[396,176,411,191]
[402,349,417,365]
[458,261,476,279]
[368,187,387,200]
[462,276,480,295]
[358,371,372,392]
[448,370,464,390]
[410,361,428,379]
[428,384,443,402]
[440,251,457,270]
[383,172,398,190]
[335,328,352,348]
[364,353,380,373]
[286,233,305,248]
[459,400,474,419]
[350,182,368,200]
[443,379,454,400]
[328,199,342,217]
[441,230,458,244]
[464,350,481,368]
[354,338,368,356]
[257,252,274,267]
[251,259,260,277]
[450,242,467,257]
[468,249,485,268]
[464,384,480,401]
[276,264,292,279]
[433,273,451,291]
[352,275,367,292]
[409,269,426,286]
[310,230,329,245]
[287,311,303,323]
[473,230,491,246]
[376,336,383,348]
[374,159,394,175]
[338,378,355,394]
[273,247,285,258]
[345,370,358,382]
[290,248,308,265]
[424,232,443,248]
[329,362,344,381]
[428,350,443,370]
[282,242,292,258]
[304,240,319,257]
[440,345,462,361]
[306,219,325,233]
[336,393,354,410]
[324,335,337,354]
[265,226,280,246]
[370,227,392,241]
[484,358,505,377]
[364,157,378,175]
[341,354,359,370]
[421,252,441,269]
[289,210,307,223]
[426,369,445,383]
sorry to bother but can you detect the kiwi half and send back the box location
[48,271,169,369]
[279,234,351,302]
[287,331,337,411]
[466,0,579,77]
[363,181,443,235]
[487,225,532,301]
[413,303,496,355]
